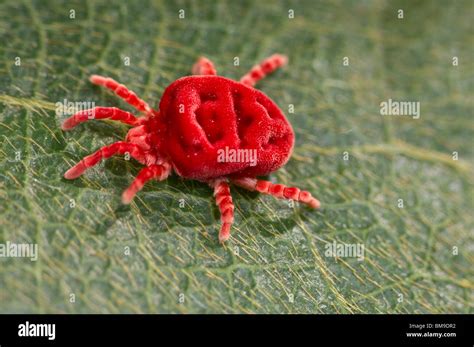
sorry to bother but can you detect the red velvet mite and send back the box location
[62,54,321,243]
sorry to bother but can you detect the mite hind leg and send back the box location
[240,54,288,87]
[232,177,320,209]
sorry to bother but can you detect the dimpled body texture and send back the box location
[159,76,295,180]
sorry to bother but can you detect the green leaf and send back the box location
[0,0,473,313]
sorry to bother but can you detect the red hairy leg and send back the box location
[210,179,235,243]
[61,107,140,130]
[240,54,288,87]
[232,177,321,209]
[191,57,217,75]
[89,75,152,113]
[121,163,172,204]
[64,142,146,179]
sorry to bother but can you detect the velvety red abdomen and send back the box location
[159,76,294,181]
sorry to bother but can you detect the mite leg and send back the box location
[89,75,152,113]
[210,179,235,243]
[191,57,217,75]
[61,107,140,130]
[232,177,320,209]
[121,162,172,204]
[64,142,146,179]
[240,54,288,87]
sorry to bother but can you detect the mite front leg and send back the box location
[121,163,172,204]
[64,142,146,179]
[89,75,152,114]
[210,179,235,243]
[191,57,217,75]
[61,107,141,130]
[240,54,288,87]
[233,177,320,209]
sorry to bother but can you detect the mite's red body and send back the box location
[62,54,320,243]
[159,75,294,180]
